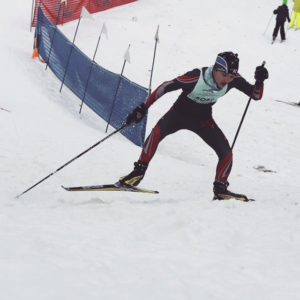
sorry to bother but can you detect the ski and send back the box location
[275,100,300,107]
[213,194,255,202]
[62,182,159,194]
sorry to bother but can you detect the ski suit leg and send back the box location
[140,108,184,164]
[279,22,286,39]
[189,119,232,182]
[273,21,280,38]
[140,109,232,182]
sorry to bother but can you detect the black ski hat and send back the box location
[213,52,239,75]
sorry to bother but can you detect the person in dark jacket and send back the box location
[118,52,269,201]
[273,0,291,42]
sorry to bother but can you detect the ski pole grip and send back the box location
[261,61,266,67]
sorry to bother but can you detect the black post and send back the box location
[79,25,105,114]
[231,61,266,150]
[30,0,35,32]
[149,25,159,95]
[105,45,130,133]
[62,1,65,26]
[16,124,127,198]
[59,17,82,92]
[45,2,64,70]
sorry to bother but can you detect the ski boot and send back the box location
[119,160,148,187]
[213,181,249,202]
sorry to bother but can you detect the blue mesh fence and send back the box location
[35,6,149,147]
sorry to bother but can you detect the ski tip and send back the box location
[61,185,70,191]
[241,197,255,202]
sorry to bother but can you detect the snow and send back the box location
[1,0,300,299]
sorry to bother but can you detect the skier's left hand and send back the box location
[126,103,148,125]
[255,66,269,86]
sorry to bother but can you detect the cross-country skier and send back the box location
[119,51,269,201]
[272,0,291,42]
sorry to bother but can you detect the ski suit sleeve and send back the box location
[144,69,200,108]
[287,8,291,22]
[229,74,264,101]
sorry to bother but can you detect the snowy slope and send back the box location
[1,0,300,299]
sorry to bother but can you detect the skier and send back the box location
[272,0,291,42]
[119,52,269,201]
[289,0,300,29]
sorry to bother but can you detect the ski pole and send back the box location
[263,14,273,35]
[16,124,127,198]
[231,61,266,150]
[0,107,11,112]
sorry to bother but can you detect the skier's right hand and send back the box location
[126,103,148,125]
[254,66,269,86]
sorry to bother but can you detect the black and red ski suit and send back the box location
[140,67,264,183]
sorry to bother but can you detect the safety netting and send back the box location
[35,6,149,147]
[31,0,137,27]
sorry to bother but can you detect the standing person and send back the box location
[289,0,300,29]
[273,0,291,42]
[119,52,269,201]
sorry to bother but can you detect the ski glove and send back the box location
[126,103,148,125]
[254,66,269,86]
